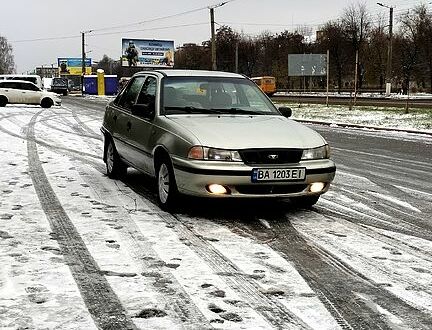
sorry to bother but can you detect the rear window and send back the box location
[52,78,68,86]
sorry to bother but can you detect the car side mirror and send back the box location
[131,103,155,120]
[278,106,292,118]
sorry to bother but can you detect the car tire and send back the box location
[105,139,127,179]
[41,98,53,108]
[290,195,320,208]
[0,96,7,107]
[156,156,178,211]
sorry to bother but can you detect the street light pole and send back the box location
[209,2,227,71]
[377,2,394,95]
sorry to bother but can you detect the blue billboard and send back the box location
[58,58,92,75]
[121,39,174,68]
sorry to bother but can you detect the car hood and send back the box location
[166,115,326,149]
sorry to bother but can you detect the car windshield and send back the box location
[161,77,279,116]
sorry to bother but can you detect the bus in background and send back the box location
[251,76,276,96]
[0,74,43,90]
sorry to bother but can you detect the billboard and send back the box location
[288,54,327,76]
[58,58,92,75]
[121,39,174,68]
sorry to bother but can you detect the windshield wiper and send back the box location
[164,106,224,114]
[164,106,204,113]
[210,107,264,115]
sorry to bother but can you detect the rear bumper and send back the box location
[172,157,336,198]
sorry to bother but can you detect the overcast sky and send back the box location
[1,0,428,73]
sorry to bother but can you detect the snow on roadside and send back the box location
[275,103,432,133]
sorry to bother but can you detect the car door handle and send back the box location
[127,121,132,131]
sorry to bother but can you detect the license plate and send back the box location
[252,168,306,182]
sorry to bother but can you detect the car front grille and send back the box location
[239,148,303,165]
[235,184,307,195]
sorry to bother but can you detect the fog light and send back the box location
[310,182,325,193]
[207,184,229,194]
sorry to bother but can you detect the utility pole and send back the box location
[210,8,216,71]
[353,50,359,106]
[326,49,330,107]
[81,32,85,94]
[209,2,228,71]
[377,2,394,96]
[81,30,92,94]
[235,41,239,73]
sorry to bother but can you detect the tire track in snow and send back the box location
[74,164,213,329]
[268,216,432,330]
[26,110,137,330]
[122,177,312,329]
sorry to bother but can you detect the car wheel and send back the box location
[105,139,127,179]
[0,96,7,107]
[41,98,53,108]
[290,195,320,208]
[156,157,178,211]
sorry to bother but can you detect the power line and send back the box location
[88,23,209,38]
[12,34,80,43]
[87,0,238,33]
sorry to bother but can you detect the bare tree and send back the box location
[413,5,432,92]
[96,55,115,75]
[316,20,351,92]
[395,7,425,94]
[367,16,388,90]
[0,35,15,74]
[342,2,371,89]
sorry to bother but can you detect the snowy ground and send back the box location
[275,91,432,100]
[275,103,432,133]
[0,101,431,329]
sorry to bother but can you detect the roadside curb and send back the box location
[294,118,432,137]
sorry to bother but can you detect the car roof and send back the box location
[137,69,246,79]
[0,80,37,85]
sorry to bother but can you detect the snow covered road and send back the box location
[0,98,431,329]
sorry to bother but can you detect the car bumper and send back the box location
[172,157,336,198]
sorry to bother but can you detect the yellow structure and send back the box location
[251,76,276,96]
[97,69,105,96]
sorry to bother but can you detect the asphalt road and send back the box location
[1,96,431,329]
[271,95,432,108]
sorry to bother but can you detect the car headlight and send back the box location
[301,145,330,160]
[188,146,242,162]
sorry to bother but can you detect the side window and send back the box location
[117,77,146,110]
[19,83,33,91]
[3,82,19,89]
[137,76,157,105]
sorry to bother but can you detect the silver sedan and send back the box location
[101,70,336,210]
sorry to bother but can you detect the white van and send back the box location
[0,74,43,90]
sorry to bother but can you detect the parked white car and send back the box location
[0,80,61,108]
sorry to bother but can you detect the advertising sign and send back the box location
[288,54,327,76]
[58,58,92,75]
[121,39,174,68]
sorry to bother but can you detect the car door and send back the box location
[111,76,146,164]
[126,75,158,173]
[20,82,41,104]
[3,82,22,103]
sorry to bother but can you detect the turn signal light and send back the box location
[188,146,204,160]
